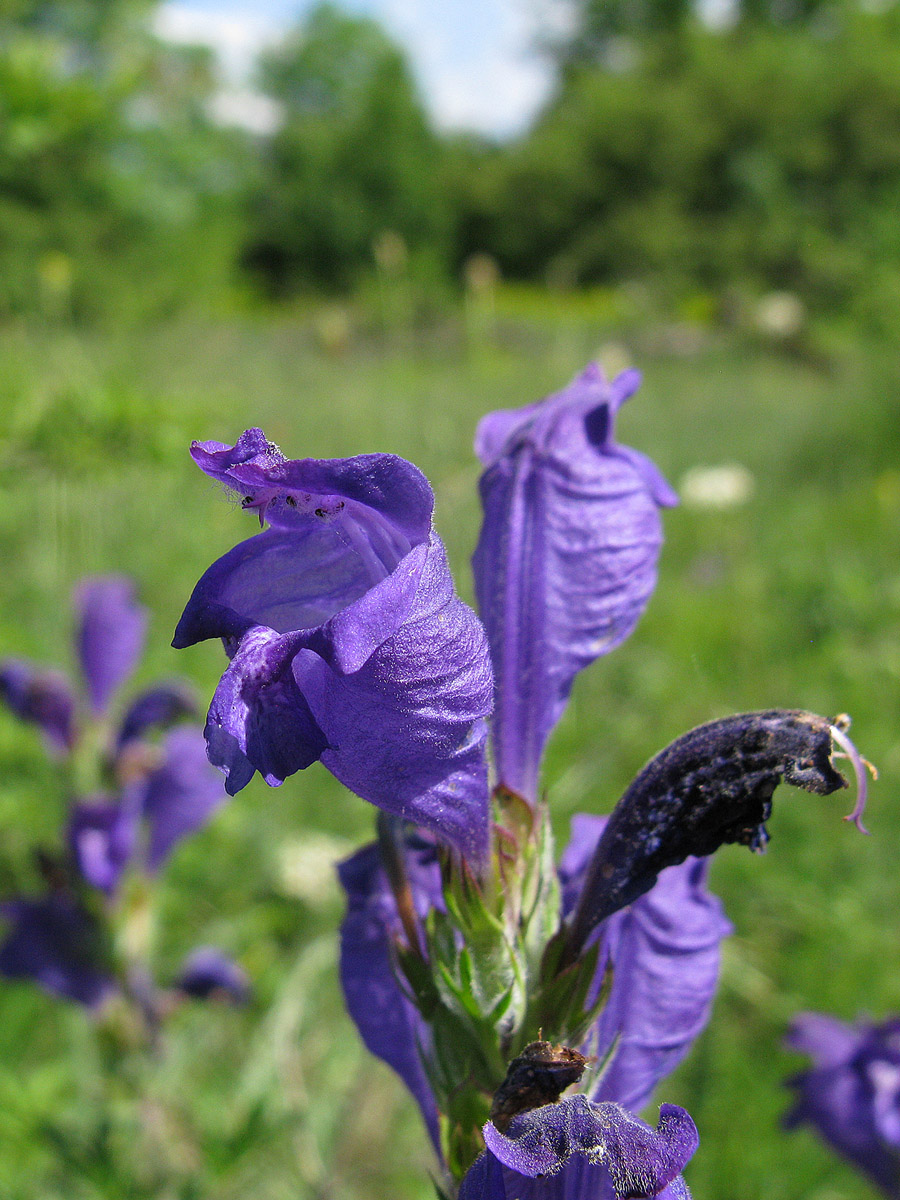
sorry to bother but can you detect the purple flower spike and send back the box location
[0,660,76,753]
[75,577,148,715]
[559,815,731,1113]
[338,839,442,1152]
[785,1013,900,1197]
[0,895,113,1008]
[177,946,250,1003]
[465,1097,697,1200]
[472,364,676,803]
[174,436,493,863]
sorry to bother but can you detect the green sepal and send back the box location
[435,857,526,1033]
[524,931,612,1049]
[440,1086,491,1184]
[394,940,440,1018]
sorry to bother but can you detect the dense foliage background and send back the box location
[1,1,899,1197]
[7,0,900,318]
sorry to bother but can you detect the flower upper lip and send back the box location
[174,435,494,864]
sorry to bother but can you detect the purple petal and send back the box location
[177,946,250,1002]
[74,577,147,715]
[202,625,329,795]
[786,1013,866,1068]
[0,895,114,1007]
[294,536,492,863]
[589,862,730,1111]
[560,815,731,1112]
[0,659,76,753]
[472,364,676,803]
[175,444,493,862]
[116,682,196,747]
[190,428,283,484]
[459,1152,509,1199]
[785,1015,900,1195]
[337,840,442,1153]
[441,1152,695,1200]
[189,433,434,546]
[173,527,392,647]
[68,798,139,894]
[482,1096,698,1198]
[140,726,228,871]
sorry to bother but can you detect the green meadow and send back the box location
[0,293,898,1199]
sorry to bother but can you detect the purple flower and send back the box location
[68,797,139,896]
[0,577,233,1014]
[69,727,226,893]
[173,430,494,864]
[177,946,250,1003]
[785,1013,900,1197]
[472,364,677,803]
[459,1097,698,1200]
[0,895,113,1008]
[0,577,161,752]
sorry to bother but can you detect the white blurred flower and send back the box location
[679,464,755,509]
[276,833,354,905]
[755,291,805,339]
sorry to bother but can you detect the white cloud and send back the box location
[153,4,285,132]
[207,88,283,135]
[370,0,559,136]
[153,3,282,82]
[155,0,562,137]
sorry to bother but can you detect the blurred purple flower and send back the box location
[0,576,232,1012]
[0,661,76,753]
[785,1013,900,1197]
[459,1097,698,1200]
[140,726,228,871]
[177,946,249,1003]
[69,727,226,893]
[0,576,189,755]
[0,895,113,1008]
[74,577,148,716]
[173,430,494,864]
[472,364,677,804]
[68,797,138,896]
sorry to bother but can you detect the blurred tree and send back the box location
[449,10,900,319]
[244,2,448,294]
[555,0,854,66]
[0,0,251,320]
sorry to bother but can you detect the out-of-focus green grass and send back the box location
[0,296,898,1199]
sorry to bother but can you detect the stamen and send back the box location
[241,493,271,527]
[830,718,874,834]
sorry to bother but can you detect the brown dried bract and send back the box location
[489,1041,590,1132]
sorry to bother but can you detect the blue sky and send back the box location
[155,0,568,137]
